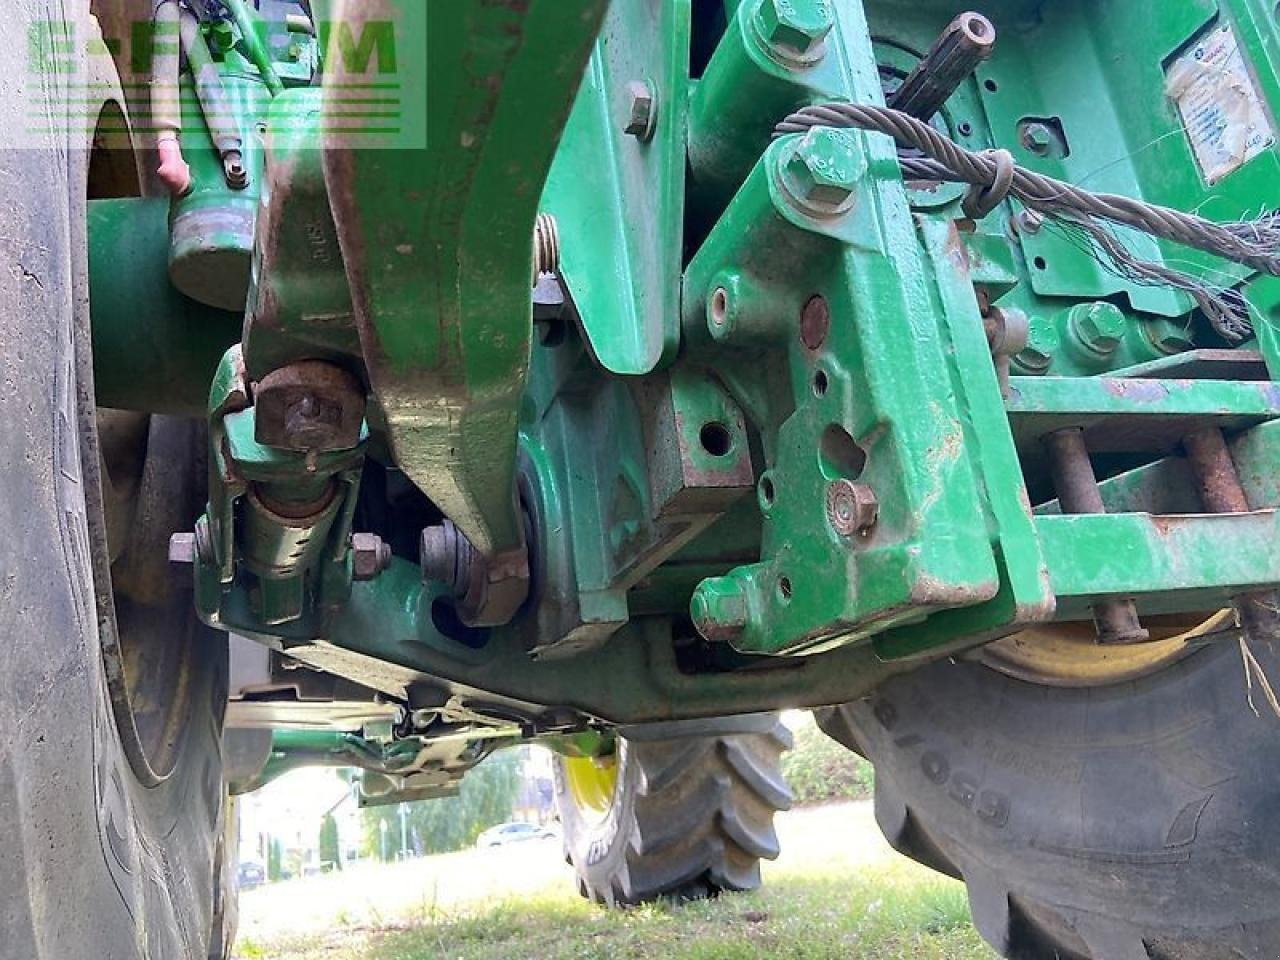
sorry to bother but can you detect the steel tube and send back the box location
[151,1,183,138]
[1045,428,1150,644]
[179,10,243,156]
[89,198,242,416]
[1184,427,1251,513]
[1183,426,1278,636]
[223,0,285,96]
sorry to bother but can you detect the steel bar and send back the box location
[887,12,996,120]
[1045,428,1149,644]
[1183,427,1279,637]
[1038,511,1280,610]
[222,0,284,96]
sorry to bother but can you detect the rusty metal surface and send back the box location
[1045,428,1149,644]
[887,11,996,120]
[1184,427,1252,513]
[253,361,365,452]
[1183,426,1279,637]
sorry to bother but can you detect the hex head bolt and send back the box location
[826,480,878,537]
[778,127,864,218]
[690,577,750,642]
[623,80,657,141]
[1065,301,1126,358]
[1019,121,1054,155]
[351,533,392,582]
[1144,317,1195,356]
[1044,428,1150,644]
[752,0,834,66]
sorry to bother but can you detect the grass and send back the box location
[233,804,996,960]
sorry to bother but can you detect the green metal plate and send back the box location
[543,0,692,375]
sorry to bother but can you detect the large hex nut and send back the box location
[351,533,392,582]
[254,361,366,452]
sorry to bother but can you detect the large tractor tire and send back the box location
[555,715,793,905]
[207,793,241,960]
[818,630,1280,959]
[0,5,228,957]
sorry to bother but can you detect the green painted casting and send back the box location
[89,198,241,417]
[85,0,1280,744]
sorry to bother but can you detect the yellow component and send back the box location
[562,753,619,823]
[979,610,1234,687]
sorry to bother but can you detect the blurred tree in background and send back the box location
[360,749,522,858]
[266,836,283,882]
[318,812,342,870]
[781,712,874,805]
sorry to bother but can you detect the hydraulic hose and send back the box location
[178,7,249,188]
[223,0,285,96]
[151,0,190,195]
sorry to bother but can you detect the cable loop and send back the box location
[773,102,1278,340]
[961,149,1015,219]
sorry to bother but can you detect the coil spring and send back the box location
[533,212,561,283]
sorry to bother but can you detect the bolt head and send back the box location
[351,533,391,582]
[755,0,833,58]
[1068,301,1126,355]
[1015,209,1044,235]
[690,577,749,642]
[826,480,878,537]
[623,80,657,141]
[1020,121,1053,154]
[781,127,863,215]
[1145,318,1195,355]
[1015,342,1054,373]
[168,532,196,565]
[209,20,236,53]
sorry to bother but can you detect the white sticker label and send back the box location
[1166,22,1276,185]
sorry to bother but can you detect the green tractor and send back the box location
[6,0,1280,956]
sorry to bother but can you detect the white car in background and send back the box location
[476,822,558,849]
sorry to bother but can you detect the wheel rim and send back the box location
[978,610,1233,687]
[563,754,619,824]
[80,92,207,786]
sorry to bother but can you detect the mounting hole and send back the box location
[819,424,868,480]
[984,78,998,92]
[709,286,729,328]
[813,369,829,397]
[800,294,831,350]
[759,473,777,510]
[1033,256,1047,270]
[777,577,793,603]
[957,121,973,137]
[699,422,733,458]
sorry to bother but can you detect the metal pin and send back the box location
[1045,428,1149,644]
[888,12,997,121]
[1183,427,1278,636]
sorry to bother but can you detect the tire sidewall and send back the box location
[554,741,638,896]
[825,641,1280,953]
[0,7,227,957]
